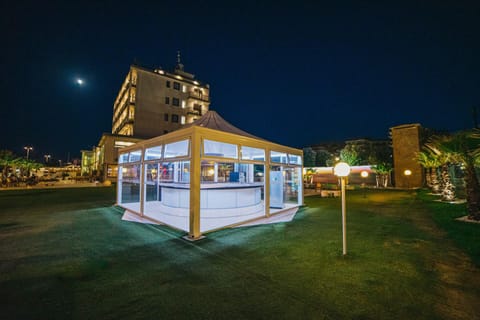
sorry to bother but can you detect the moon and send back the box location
[76,78,84,85]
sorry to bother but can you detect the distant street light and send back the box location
[404,169,412,189]
[44,154,51,163]
[334,162,351,256]
[24,146,33,160]
[361,170,369,198]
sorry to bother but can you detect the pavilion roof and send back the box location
[184,110,265,140]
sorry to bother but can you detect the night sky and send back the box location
[1,1,479,162]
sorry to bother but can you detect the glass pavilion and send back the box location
[117,111,303,239]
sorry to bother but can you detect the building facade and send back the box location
[112,56,210,138]
[82,54,210,181]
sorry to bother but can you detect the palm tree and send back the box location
[15,158,42,178]
[372,162,392,188]
[0,150,16,179]
[429,152,443,194]
[416,151,434,188]
[426,130,480,220]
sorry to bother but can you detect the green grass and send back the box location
[0,187,479,319]
[417,190,480,266]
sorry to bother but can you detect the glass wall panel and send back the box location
[237,163,255,183]
[218,162,235,183]
[201,160,215,182]
[270,151,288,163]
[289,154,302,165]
[119,164,141,212]
[164,139,189,158]
[199,162,265,233]
[241,146,265,161]
[129,150,142,162]
[160,161,190,183]
[253,164,265,183]
[283,167,300,204]
[144,163,160,202]
[204,139,238,158]
[145,146,162,160]
[119,153,129,163]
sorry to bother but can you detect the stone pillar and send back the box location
[390,124,424,188]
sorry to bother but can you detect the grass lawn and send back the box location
[0,187,479,319]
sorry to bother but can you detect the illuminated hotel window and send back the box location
[182,85,187,93]
[166,80,171,88]
[172,98,180,106]
[194,104,202,114]
[165,97,170,104]
[173,82,180,90]
[181,116,186,124]
[182,100,186,108]
[172,114,179,123]
[164,113,169,121]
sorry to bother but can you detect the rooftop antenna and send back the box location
[176,50,184,71]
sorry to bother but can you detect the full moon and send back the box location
[76,78,84,85]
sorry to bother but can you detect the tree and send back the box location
[339,148,360,166]
[416,150,442,193]
[416,151,433,188]
[426,130,480,220]
[0,150,17,178]
[372,162,392,188]
[315,149,331,167]
[302,147,316,167]
[15,158,42,178]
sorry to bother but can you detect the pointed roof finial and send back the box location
[176,50,184,71]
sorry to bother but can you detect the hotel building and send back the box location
[83,54,210,181]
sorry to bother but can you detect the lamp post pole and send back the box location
[24,146,33,160]
[361,170,369,198]
[334,162,351,256]
[340,175,347,255]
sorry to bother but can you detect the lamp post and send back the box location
[360,170,369,198]
[334,162,351,256]
[404,169,412,189]
[24,146,33,160]
[44,154,51,164]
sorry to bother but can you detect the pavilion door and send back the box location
[269,170,284,209]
